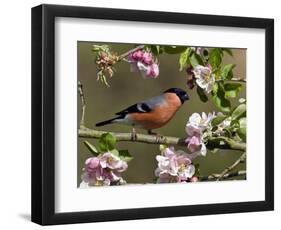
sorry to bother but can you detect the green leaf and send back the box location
[98,141,107,152]
[209,48,222,68]
[196,86,208,102]
[222,48,233,56]
[224,82,242,98]
[84,141,99,156]
[164,46,186,54]
[150,45,161,56]
[212,82,219,94]
[237,128,246,142]
[211,83,231,112]
[239,117,247,128]
[211,114,227,126]
[189,53,204,68]
[110,149,119,156]
[230,119,240,128]
[92,45,109,53]
[119,150,133,162]
[232,104,246,120]
[237,117,246,142]
[221,64,236,80]
[98,133,116,151]
[179,48,191,71]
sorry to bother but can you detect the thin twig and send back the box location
[117,45,145,61]
[216,152,246,181]
[78,81,86,128]
[199,170,246,181]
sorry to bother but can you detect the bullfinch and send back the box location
[95,88,189,135]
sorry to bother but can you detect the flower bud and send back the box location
[142,52,153,65]
[146,63,159,78]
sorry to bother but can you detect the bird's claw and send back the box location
[155,134,162,143]
[131,128,137,141]
[148,130,163,143]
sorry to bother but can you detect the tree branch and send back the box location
[216,152,246,181]
[79,127,186,146]
[199,170,246,181]
[78,81,86,128]
[79,128,246,151]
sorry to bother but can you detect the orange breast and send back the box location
[128,93,182,130]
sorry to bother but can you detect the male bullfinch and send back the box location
[95,88,189,135]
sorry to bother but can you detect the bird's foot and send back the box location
[131,128,137,141]
[148,130,163,143]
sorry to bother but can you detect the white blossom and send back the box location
[193,65,215,93]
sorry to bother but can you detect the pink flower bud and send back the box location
[187,78,195,89]
[146,63,159,78]
[186,66,194,75]
[142,52,153,65]
[132,50,143,61]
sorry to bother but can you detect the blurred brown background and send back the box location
[77,42,246,185]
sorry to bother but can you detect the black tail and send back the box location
[95,116,122,127]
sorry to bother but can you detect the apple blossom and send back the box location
[128,50,159,78]
[80,152,127,187]
[185,112,215,157]
[193,65,215,93]
[155,147,195,183]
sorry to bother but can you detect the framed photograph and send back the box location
[31,4,274,225]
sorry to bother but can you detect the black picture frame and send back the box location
[31,4,274,225]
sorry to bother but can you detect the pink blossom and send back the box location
[185,112,215,157]
[146,63,159,78]
[142,52,153,65]
[128,50,159,78]
[155,147,195,183]
[85,157,100,173]
[130,50,143,61]
[163,147,176,158]
[136,62,159,79]
[185,124,201,137]
[81,152,127,187]
[99,152,128,172]
[185,136,201,153]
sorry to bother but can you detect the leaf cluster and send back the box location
[84,133,133,162]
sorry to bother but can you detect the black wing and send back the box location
[115,103,152,116]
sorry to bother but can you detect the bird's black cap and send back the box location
[164,88,189,104]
